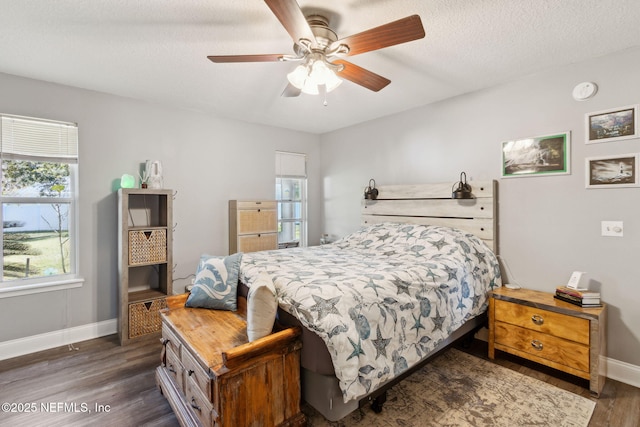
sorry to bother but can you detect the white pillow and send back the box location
[246,273,278,342]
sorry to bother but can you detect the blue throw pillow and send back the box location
[185,253,243,311]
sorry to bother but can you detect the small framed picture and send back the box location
[586,105,639,144]
[501,132,570,178]
[585,153,639,188]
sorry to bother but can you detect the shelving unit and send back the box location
[118,188,173,345]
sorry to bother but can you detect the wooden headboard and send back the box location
[361,180,498,253]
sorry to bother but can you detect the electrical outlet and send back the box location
[601,221,623,237]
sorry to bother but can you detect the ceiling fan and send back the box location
[207,0,425,97]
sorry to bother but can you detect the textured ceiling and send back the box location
[1,1,640,134]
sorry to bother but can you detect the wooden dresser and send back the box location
[229,200,278,254]
[156,294,306,427]
[488,287,606,396]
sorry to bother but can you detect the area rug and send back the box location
[304,348,595,427]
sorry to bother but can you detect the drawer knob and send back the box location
[188,369,195,377]
[531,314,544,325]
[168,364,176,374]
[190,398,202,412]
[531,340,544,351]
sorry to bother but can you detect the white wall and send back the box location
[320,47,640,367]
[2,46,639,372]
[0,72,321,342]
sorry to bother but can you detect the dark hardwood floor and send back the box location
[0,334,638,426]
[0,334,177,427]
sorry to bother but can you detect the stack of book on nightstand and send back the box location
[554,286,602,307]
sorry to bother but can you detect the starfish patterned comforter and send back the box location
[239,222,502,402]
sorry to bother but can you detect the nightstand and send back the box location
[488,287,606,396]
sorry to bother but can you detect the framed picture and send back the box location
[501,132,570,178]
[586,104,639,144]
[585,153,639,189]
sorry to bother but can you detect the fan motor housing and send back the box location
[293,14,338,55]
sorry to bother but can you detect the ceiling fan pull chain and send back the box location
[320,84,328,106]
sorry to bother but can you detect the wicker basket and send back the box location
[128,229,167,265]
[128,298,167,339]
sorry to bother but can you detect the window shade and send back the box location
[1,115,78,161]
[275,151,306,177]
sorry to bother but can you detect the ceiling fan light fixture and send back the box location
[324,72,342,92]
[286,64,319,95]
[287,64,309,89]
[287,57,342,95]
[301,77,320,95]
[312,60,342,92]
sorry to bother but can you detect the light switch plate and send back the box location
[601,221,623,237]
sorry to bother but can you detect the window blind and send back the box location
[275,151,306,178]
[1,115,78,162]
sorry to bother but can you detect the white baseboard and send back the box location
[0,318,117,361]
[605,356,640,389]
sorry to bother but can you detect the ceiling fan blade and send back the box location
[333,59,390,92]
[329,15,425,57]
[281,83,301,97]
[208,54,287,63]
[264,0,317,47]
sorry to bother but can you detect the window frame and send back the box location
[276,178,307,247]
[0,114,83,298]
[275,151,307,248]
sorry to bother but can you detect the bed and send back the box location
[238,181,501,421]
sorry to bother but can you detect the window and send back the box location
[275,151,307,248]
[1,114,80,294]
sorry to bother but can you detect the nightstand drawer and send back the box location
[494,321,590,373]
[494,299,589,345]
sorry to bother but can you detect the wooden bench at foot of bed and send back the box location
[156,294,306,427]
